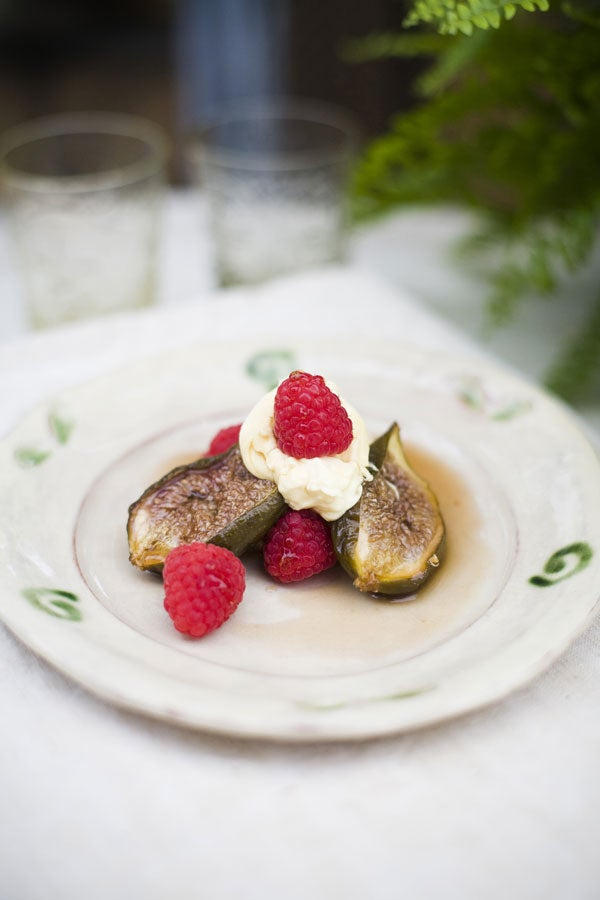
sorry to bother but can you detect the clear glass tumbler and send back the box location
[0,112,168,329]
[191,100,358,287]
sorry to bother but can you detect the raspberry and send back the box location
[273,371,353,459]
[263,508,337,583]
[163,542,245,637]
[206,423,242,456]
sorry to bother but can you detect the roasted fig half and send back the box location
[332,423,444,596]
[127,446,285,573]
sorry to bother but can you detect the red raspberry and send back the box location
[206,423,242,456]
[273,371,353,459]
[163,542,245,637]
[263,508,337,583]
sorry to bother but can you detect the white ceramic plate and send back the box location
[0,339,599,741]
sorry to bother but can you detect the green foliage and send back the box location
[545,291,600,403]
[348,2,600,402]
[455,210,598,329]
[404,0,550,36]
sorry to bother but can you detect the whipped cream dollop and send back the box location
[239,380,371,521]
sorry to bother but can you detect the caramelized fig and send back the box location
[127,446,285,573]
[332,423,444,596]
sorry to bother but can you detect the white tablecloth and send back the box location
[1,193,599,900]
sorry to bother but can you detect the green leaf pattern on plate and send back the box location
[22,588,82,621]
[49,410,74,445]
[298,685,435,711]
[15,406,74,467]
[529,543,593,587]
[246,350,297,391]
[14,447,52,467]
[457,375,531,421]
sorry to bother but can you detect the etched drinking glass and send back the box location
[0,112,168,329]
[191,100,358,287]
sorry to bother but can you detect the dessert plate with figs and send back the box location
[0,339,598,741]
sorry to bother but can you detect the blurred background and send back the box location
[0,0,421,181]
[0,0,598,405]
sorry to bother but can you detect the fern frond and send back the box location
[544,290,600,402]
[348,10,600,402]
[416,27,490,95]
[404,0,550,35]
[338,31,445,63]
[562,0,600,28]
[472,209,599,328]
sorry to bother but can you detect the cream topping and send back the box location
[239,380,371,521]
